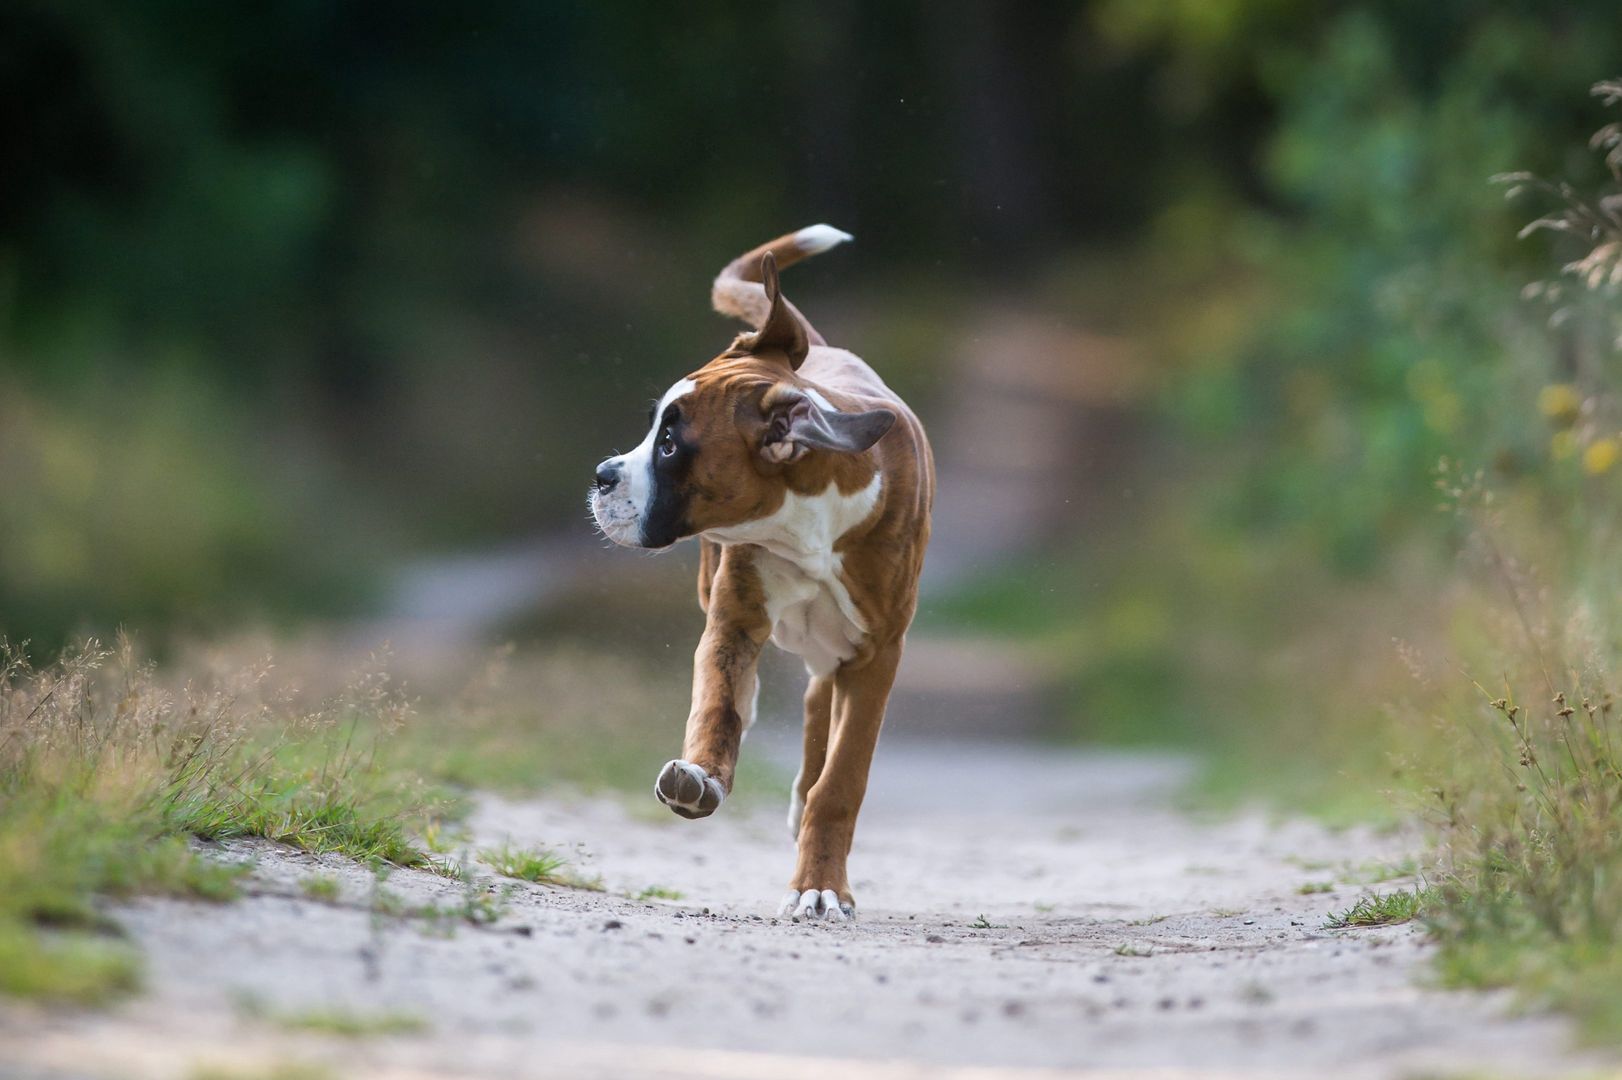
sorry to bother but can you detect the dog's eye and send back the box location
[658,427,678,457]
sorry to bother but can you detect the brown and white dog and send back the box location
[588,225,933,920]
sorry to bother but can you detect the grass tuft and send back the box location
[479,841,604,891]
[1325,888,1435,929]
[635,884,684,901]
[479,843,568,884]
[272,1007,428,1038]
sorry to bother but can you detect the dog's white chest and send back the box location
[704,474,882,678]
[756,554,864,677]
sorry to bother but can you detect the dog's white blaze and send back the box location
[794,224,854,254]
[590,377,695,545]
[625,377,697,516]
[704,472,882,678]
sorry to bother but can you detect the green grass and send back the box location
[635,885,684,901]
[1435,930,1622,1044]
[477,842,603,891]
[272,1007,427,1038]
[0,640,455,1005]
[1297,881,1334,895]
[0,612,774,1014]
[479,843,568,884]
[300,875,341,903]
[1420,673,1622,1044]
[0,923,141,1004]
[552,870,606,892]
[171,779,436,870]
[1325,888,1435,929]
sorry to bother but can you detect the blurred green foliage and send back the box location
[929,3,1622,792]
[1112,1,1621,566]
[6,0,1622,658]
[0,373,377,638]
[0,2,1188,644]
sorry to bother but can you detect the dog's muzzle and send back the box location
[589,456,642,547]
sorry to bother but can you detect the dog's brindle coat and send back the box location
[589,226,933,920]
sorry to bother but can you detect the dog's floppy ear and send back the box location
[747,252,810,369]
[759,384,895,463]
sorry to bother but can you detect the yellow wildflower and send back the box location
[1538,383,1581,427]
[1582,437,1618,475]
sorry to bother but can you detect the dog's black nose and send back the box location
[594,460,621,492]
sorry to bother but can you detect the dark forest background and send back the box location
[3,0,1620,659]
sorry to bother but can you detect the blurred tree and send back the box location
[1098,0,1622,568]
[5,0,1619,644]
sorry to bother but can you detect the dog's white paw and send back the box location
[778,888,853,922]
[655,759,725,819]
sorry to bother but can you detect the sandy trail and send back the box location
[1,739,1599,1079]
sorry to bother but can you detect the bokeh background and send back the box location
[5,1,1622,804]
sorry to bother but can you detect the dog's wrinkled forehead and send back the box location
[670,358,778,440]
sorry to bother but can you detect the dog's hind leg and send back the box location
[655,546,769,820]
[780,640,902,920]
[788,674,833,839]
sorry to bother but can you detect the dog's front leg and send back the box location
[655,547,768,820]
[780,639,902,920]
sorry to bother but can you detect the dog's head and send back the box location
[589,255,895,550]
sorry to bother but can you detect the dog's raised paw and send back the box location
[778,888,854,922]
[654,759,725,819]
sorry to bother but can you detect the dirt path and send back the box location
[2,740,1599,1079]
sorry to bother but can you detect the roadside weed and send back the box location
[0,639,451,1004]
[479,843,568,884]
[635,885,684,901]
[1325,888,1435,929]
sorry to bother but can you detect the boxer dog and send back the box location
[588,225,933,920]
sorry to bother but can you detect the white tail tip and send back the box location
[794,224,854,254]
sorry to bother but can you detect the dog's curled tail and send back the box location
[712,224,852,346]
